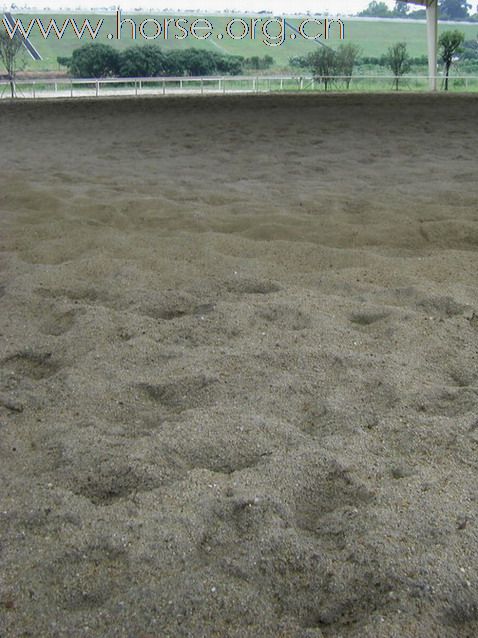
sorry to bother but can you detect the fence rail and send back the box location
[1,74,478,99]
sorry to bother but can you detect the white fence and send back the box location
[1,74,477,99]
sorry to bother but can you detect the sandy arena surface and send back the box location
[1,93,478,637]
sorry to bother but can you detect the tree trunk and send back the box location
[9,76,15,99]
[444,62,450,91]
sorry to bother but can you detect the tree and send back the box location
[407,8,426,18]
[439,0,471,20]
[118,45,167,77]
[69,43,119,78]
[438,29,465,89]
[57,55,71,69]
[307,47,337,91]
[244,54,274,70]
[164,50,189,76]
[289,55,309,69]
[358,1,392,17]
[180,49,218,76]
[0,31,25,98]
[393,1,409,16]
[215,54,244,75]
[462,37,478,60]
[335,43,361,89]
[385,42,411,90]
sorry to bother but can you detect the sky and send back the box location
[3,0,400,18]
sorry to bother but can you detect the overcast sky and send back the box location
[3,0,400,17]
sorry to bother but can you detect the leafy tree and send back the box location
[215,54,244,75]
[164,50,190,76]
[289,55,309,69]
[335,43,361,88]
[358,1,392,17]
[69,43,119,78]
[163,49,244,77]
[57,55,71,69]
[307,47,337,91]
[244,54,274,70]
[439,0,471,20]
[118,45,167,77]
[245,55,260,70]
[385,42,411,90]
[178,49,218,76]
[462,37,478,60]
[0,31,25,98]
[393,1,409,16]
[411,54,429,66]
[439,29,465,89]
[360,55,383,66]
[407,8,426,18]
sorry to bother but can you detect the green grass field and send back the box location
[7,13,478,72]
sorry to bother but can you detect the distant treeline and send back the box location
[359,0,478,21]
[58,34,478,80]
[58,44,274,78]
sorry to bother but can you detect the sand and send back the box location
[0,93,477,637]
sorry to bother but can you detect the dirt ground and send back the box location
[0,93,477,637]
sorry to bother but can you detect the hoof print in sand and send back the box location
[137,375,218,412]
[416,295,467,319]
[51,544,128,610]
[153,302,215,321]
[226,279,281,295]
[74,465,158,505]
[415,386,477,417]
[467,312,478,330]
[152,306,190,320]
[349,309,390,326]
[255,305,310,330]
[41,309,79,336]
[3,351,59,381]
[443,596,478,628]
[294,465,374,537]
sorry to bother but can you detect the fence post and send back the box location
[223,77,226,94]
[96,80,99,97]
[54,81,57,93]
[70,81,73,98]
[32,82,35,99]
[201,78,204,94]
[163,79,165,95]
